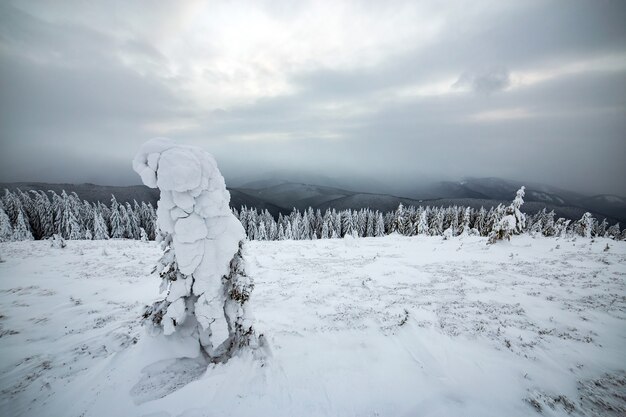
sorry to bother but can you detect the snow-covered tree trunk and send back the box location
[133,138,258,361]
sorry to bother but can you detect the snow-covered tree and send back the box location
[574,212,596,238]
[2,189,24,226]
[429,208,444,236]
[488,187,526,244]
[37,191,55,238]
[50,233,66,248]
[268,220,278,241]
[374,211,385,237]
[12,210,33,241]
[0,204,13,242]
[554,218,571,237]
[257,220,268,241]
[392,204,408,235]
[109,196,124,239]
[93,209,110,240]
[417,208,428,235]
[284,220,293,240]
[459,207,472,236]
[474,207,487,236]
[606,222,621,240]
[134,138,259,361]
[126,202,141,239]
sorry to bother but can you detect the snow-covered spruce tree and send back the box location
[459,207,472,236]
[606,223,621,240]
[574,212,596,238]
[37,191,55,238]
[109,196,124,239]
[133,138,259,361]
[474,207,486,236]
[595,219,608,238]
[18,189,42,239]
[12,210,33,241]
[2,189,23,226]
[374,211,385,237]
[0,204,13,242]
[93,209,110,240]
[487,186,526,244]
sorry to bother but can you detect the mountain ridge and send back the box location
[2,179,624,223]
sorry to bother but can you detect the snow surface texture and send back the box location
[132,138,255,359]
[1,236,625,417]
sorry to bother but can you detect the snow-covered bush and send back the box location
[488,187,526,244]
[133,138,258,361]
[50,234,66,248]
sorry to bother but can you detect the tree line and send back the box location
[0,189,156,242]
[0,188,624,243]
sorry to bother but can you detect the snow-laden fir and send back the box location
[133,138,259,361]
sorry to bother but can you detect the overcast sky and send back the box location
[1,0,625,195]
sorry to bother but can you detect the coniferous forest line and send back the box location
[0,188,624,243]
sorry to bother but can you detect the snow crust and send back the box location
[1,236,625,417]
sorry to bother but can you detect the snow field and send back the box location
[0,235,625,417]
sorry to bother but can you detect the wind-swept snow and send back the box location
[0,235,625,417]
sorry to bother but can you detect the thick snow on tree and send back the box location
[0,205,13,242]
[575,212,596,238]
[93,209,110,240]
[459,207,472,236]
[488,187,526,244]
[109,196,125,239]
[133,138,258,361]
[12,210,33,241]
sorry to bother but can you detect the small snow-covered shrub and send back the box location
[50,234,66,248]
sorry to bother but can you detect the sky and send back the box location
[0,0,625,196]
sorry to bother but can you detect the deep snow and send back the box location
[0,235,625,417]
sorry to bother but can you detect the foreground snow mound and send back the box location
[133,138,256,360]
[1,236,625,417]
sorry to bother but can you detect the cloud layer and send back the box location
[1,0,625,195]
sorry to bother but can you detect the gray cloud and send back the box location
[1,0,625,196]
[453,67,510,94]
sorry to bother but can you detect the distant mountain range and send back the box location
[2,177,625,224]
